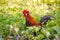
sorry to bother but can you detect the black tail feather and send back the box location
[39,15,54,25]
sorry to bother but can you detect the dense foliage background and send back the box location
[0,0,60,40]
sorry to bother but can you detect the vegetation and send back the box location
[0,0,60,40]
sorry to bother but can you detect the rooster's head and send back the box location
[23,10,29,17]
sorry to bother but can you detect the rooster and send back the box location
[23,10,53,36]
[23,10,53,27]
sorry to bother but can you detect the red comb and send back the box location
[23,10,29,14]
